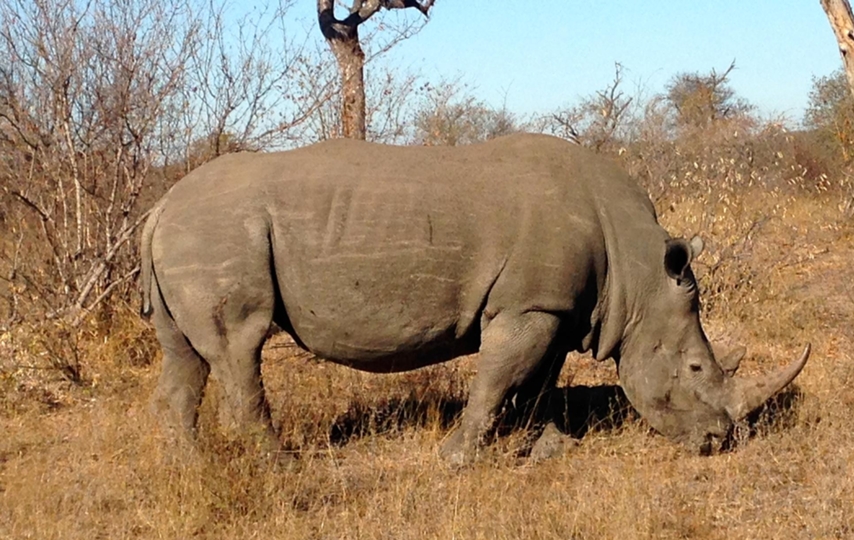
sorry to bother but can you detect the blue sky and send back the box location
[285,1,842,123]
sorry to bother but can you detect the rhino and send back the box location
[140,133,809,463]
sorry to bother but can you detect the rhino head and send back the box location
[613,237,809,454]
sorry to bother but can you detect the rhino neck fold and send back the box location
[591,207,628,361]
[590,194,665,363]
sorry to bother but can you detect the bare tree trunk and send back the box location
[317,0,434,139]
[821,0,854,98]
[336,38,367,140]
[318,4,367,139]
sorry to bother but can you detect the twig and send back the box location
[69,265,141,327]
[73,209,151,314]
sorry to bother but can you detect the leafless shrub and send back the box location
[620,115,845,317]
[300,59,423,145]
[0,0,330,332]
[175,0,337,169]
[805,68,854,165]
[411,77,519,146]
[0,0,194,326]
[665,60,754,132]
[539,62,635,152]
[366,66,424,144]
[0,0,339,384]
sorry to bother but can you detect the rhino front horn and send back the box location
[724,343,811,421]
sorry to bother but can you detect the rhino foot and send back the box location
[529,422,578,463]
[438,429,477,468]
[257,444,296,472]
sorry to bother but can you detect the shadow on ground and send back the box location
[328,390,465,446]
[539,385,632,437]
[739,385,805,434]
[328,384,634,446]
[329,383,806,452]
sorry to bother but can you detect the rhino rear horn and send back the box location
[724,343,810,421]
[714,345,746,376]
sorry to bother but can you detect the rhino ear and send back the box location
[664,236,704,282]
[664,238,693,281]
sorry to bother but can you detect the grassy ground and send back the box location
[2,188,853,539]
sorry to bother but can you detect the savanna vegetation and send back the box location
[2,1,854,538]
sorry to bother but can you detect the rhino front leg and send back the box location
[440,310,560,467]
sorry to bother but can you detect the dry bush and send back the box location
[539,62,634,153]
[664,61,754,132]
[411,77,519,146]
[0,0,337,390]
[0,302,156,417]
[299,60,425,145]
[0,0,329,327]
[805,68,854,165]
[617,109,852,321]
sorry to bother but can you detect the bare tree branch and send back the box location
[543,63,633,151]
[68,264,140,327]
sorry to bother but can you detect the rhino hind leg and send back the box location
[149,286,211,446]
[440,310,561,467]
[205,330,278,453]
[180,288,280,455]
[152,261,280,455]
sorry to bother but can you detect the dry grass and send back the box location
[2,186,854,539]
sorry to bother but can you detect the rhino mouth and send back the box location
[698,433,724,456]
[664,415,731,455]
[642,343,811,454]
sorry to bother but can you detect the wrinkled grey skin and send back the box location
[140,133,808,463]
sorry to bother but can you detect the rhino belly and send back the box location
[275,248,480,371]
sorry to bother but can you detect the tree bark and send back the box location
[821,0,854,99]
[317,0,434,139]
[320,8,367,140]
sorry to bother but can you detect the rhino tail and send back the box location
[139,199,167,319]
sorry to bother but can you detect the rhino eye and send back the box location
[689,363,703,373]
